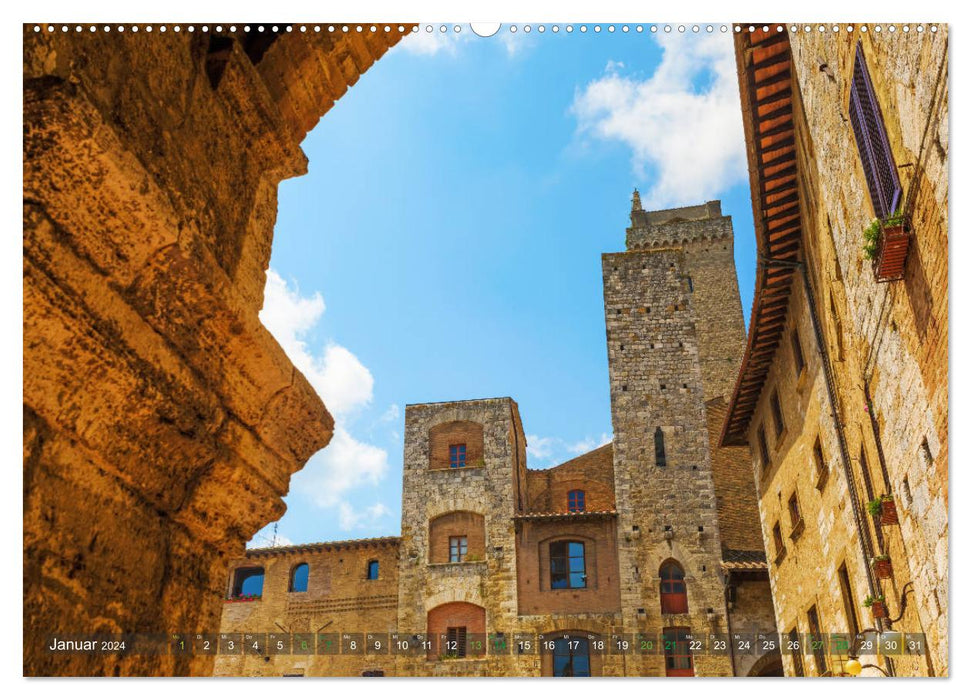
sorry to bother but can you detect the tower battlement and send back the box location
[627,197,734,251]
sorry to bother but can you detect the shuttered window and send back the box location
[849,42,901,219]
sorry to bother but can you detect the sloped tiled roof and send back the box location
[245,535,400,558]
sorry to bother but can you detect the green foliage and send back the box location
[863,594,885,607]
[862,208,906,261]
[866,497,883,517]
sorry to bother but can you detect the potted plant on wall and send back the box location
[867,494,899,525]
[871,554,894,579]
[864,594,888,619]
[863,210,911,282]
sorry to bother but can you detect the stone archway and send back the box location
[23,24,412,677]
[747,650,785,677]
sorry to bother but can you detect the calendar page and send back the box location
[21,0,950,686]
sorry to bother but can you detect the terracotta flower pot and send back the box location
[871,601,888,618]
[880,499,899,525]
[873,223,911,282]
[873,558,894,579]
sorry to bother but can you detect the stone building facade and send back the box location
[215,201,779,677]
[23,24,408,677]
[723,26,948,677]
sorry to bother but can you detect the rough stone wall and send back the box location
[743,279,928,677]
[728,577,779,676]
[603,230,734,676]
[626,201,748,401]
[523,443,615,513]
[212,538,400,677]
[23,25,406,676]
[784,28,948,677]
[394,399,524,676]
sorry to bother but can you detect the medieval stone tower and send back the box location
[603,194,748,676]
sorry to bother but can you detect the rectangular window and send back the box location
[449,536,468,563]
[550,541,586,589]
[772,522,786,562]
[792,329,806,374]
[662,627,694,676]
[837,563,861,642]
[757,425,771,471]
[771,391,785,438]
[789,628,805,677]
[806,605,828,675]
[366,560,379,580]
[849,42,902,219]
[567,490,585,513]
[813,437,828,487]
[788,492,801,526]
[449,443,466,469]
[445,627,467,658]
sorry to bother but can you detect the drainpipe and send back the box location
[758,257,885,622]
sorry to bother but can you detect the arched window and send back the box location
[289,563,309,593]
[654,427,666,467]
[567,489,585,513]
[553,636,591,677]
[231,566,264,598]
[660,560,688,614]
[366,560,379,580]
[550,541,586,589]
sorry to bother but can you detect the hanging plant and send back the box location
[871,554,894,579]
[863,594,887,619]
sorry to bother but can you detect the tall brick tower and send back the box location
[603,194,747,676]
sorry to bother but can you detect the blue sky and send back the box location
[249,26,756,548]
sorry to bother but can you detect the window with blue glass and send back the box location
[366,560,379,580]
[289,563,309,593]
[449,443,467,468]
[550,541,586,589]
[552,636,591,677]
[231,567,264,598]
[567,489,586,513]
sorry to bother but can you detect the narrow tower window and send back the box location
[659,560,688,614]
[654,427,667,467]
[366,560,379,580]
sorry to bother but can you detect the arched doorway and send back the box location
[747,650,785,676]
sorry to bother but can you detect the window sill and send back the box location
[773,548,788,566]
[428,560,487,568]
[429,465,485,473]
[790,519,805,541]
[795,367,809,393]
[815,468,829,491]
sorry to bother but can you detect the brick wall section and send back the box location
[429,512,486,563]
[23,25,407,677]
[213,538,400,677]
[429,420,485,470]
[706,399,766,554]
[426,602,487,659]
[524,443,615,513]
[516,518,621,615]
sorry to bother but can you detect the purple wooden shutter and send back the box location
[849,42,902,219]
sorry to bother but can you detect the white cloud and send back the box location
[260,269,390,515]
[397,27,471,56]
[290,426,389,509]
[380,403,401,422]
[570,32,746,209]
[526,434,557,460]
[527,432,614,468]
[261,269,373,417]
[339,501,392,532]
